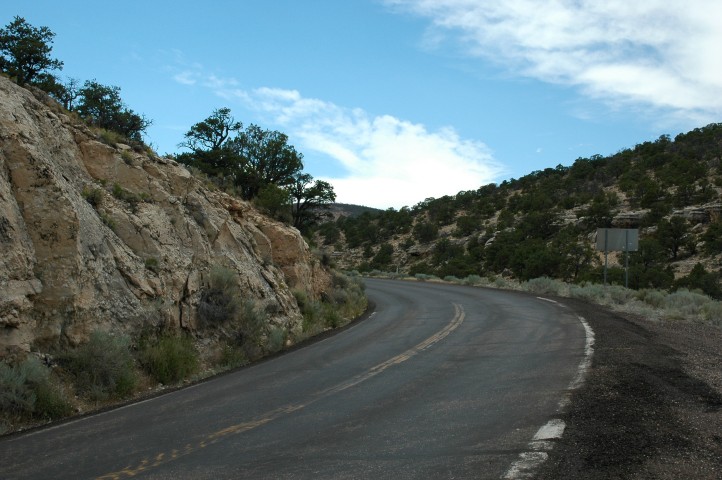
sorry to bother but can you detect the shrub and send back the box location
[60,331,137,401]
[636,289,665,308]
[82,186,103,208]
[292,273,366,340]
[702,302,722,326]
[295,289,324,335]
[0,357,71,422]
[198,266,241,326]
[98,128,124,147]
[120,150,134,165]
[237,300,266,357]
[522,277,567,296]
[111,183,141,210]
[100,211,116,231]
[662,289,709,318]
[140,333,199,384]
[569,283,608,303]
[144,257,159,273]
[607,285,636,305]
[218,344,248,369]
[267,327,287,353]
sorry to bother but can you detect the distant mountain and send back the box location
[314,124,722,298]
[325,203,383,220]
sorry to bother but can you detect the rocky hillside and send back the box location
[317,125,722,296]
[0,76,331,359]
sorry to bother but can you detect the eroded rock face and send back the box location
[0,78,329,356]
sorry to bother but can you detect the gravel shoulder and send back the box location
[535,298,722,479]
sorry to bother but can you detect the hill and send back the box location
[314,125,722,298]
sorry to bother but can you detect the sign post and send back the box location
[596,228,639,287]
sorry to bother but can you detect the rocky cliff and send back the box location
[0,76,330,358]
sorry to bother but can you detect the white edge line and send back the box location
[502,313,595,479]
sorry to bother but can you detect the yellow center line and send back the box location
[96,303,465,479]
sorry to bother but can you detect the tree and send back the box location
[674,263,721,299]
[231,124,304,199]
[702,221,722,255]
[370,243,395,270]
[0,16,63,85]
[255,183,292,223]
[413,221,438,243]
[178,109,305,200]
[288,172,336,230]
[180,107,240,152]
[54,77,81,111]
[656,216,691,259]
[76,80,151,141]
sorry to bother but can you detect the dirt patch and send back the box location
[535,298,722,479]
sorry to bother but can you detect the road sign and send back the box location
[596,228,639,287]
[595,228,639,252]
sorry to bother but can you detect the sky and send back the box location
[4,1,722,209]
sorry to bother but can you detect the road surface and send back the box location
[0,279,588,479]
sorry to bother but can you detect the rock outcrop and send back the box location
[0,77,330,357]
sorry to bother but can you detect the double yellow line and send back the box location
[98,303,465,479]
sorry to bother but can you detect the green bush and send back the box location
[267,327,287,353]
[199,266,241,326]
[522,277,568,296]
[218,344,248,369]
[144,257,159,273]
[120,150,134,165]
[663,289,709,318]
[111,183,142,211]
[702,302,722,326]
[82,186,103,208]
[60,331,137,401]
[98,128,124,147]
[100,211,116,231]
[636,289,665,308]
[569,283,608,303]
[294,273,366,339]
[237,300,266,358]
[443,275,462,284]
[140,333,199,384]
[0,357,71,423]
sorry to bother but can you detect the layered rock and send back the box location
[0,77,329,357]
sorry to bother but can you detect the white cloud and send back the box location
[232,87,502,209]
[167,59,502,209]
[173,71,197,85]
[385,0,722,122]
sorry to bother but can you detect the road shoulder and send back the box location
[535,298,722,479]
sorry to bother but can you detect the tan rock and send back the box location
[0,76,331,357]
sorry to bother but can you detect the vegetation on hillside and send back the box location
[0,16,151,144]
[175,107,336,230]
[315,126,722,299]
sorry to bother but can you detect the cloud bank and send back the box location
[386,0,722,122]
[163,69,503,209]
[231,88,501,209]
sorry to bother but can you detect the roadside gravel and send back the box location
[535,298,722,479]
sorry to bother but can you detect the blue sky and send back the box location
[5,1,722,209]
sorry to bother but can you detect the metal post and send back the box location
[624,229,629,288]
[603,229,608,286]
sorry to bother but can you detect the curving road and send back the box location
[0,279,588,479]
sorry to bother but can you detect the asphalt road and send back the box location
[0,279,588,479]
